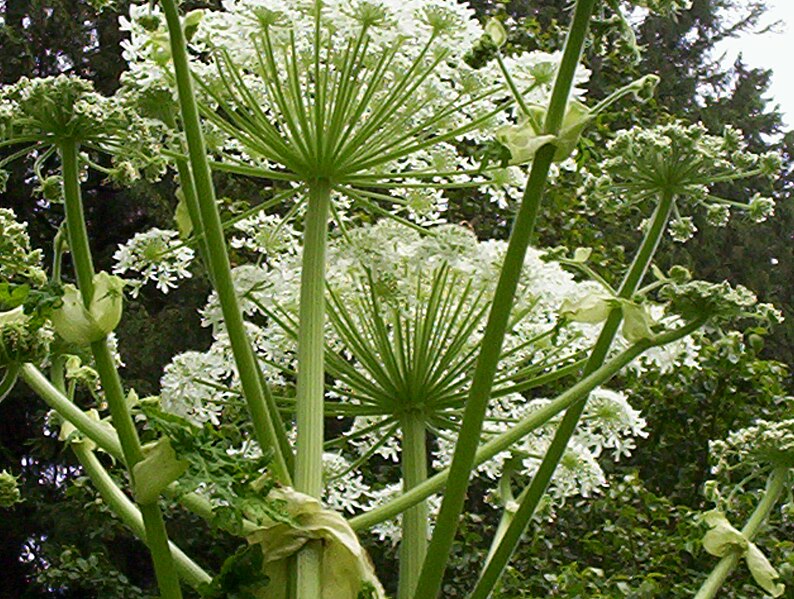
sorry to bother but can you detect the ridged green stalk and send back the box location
[398,412,429,599]
[469,189,676,598]
[160,0,291,483]
[412,1,598,596]
[59,140,184,599]
[694,467,790,599]
[294,179,332,597]
[71,442,212,590]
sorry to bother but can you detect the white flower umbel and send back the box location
[113,228,195,297]
[158,221,664,544]
[120,0,591,221]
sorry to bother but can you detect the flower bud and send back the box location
[51,272,125,345]
[0,470,21,508]
[485,18,507,48]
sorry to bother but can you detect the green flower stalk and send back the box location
[159,0,292,485]
[695,467,790,599]
[470,97,781,599]
[60,139,184,599]
[0,73,187,598]
[413,1,599,595]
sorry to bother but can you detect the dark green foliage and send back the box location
[198,544,268,599]
[140,404,290,534]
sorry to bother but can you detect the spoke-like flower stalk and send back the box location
[348,316,704,532]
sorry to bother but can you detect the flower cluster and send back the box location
[119,0,590,221]
[0,75,168,183]
[585,122,781,242]
[0,210,55,366]
[230,213,301,257]
[660,279,782,325]
[711,418,794,476]
[0,208,46,286]
[113,228,195,297]
[158,221,675,541]
[434,388,648,503]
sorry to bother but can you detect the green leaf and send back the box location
[198,544,268,599]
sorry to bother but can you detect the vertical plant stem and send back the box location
[469,190,675,598]
[160,0,291,483]
[398,412,428,599]
[294,178,331,598]
[413,2,597,596]
[71,442,213,590]
[59,140,184,599]
[694,467,789,599]
[173,157,212,279]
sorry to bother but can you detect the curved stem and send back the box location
[0,364,19,403]
[398,412,428,599]
[469,189,676,598]
[694,467,790,599]
[412,2,598,596]
[294,178,331,597]
[160,0,291,483]
[59,140,184,599]
[71,442,212,590]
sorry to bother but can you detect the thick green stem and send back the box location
[173,157,212,281]
[413,2,598,596]
[59,140,184,599]
[71,442,212,590]
[160,0,291,483]
[349,320,699,531]
[398,412,428,599]
[469,190,676,598]
[694,467,790,599]
[294,179,331,597]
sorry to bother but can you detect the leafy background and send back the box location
[0,0,792,596]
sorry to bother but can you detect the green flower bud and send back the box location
[183,10,204,42]
[33,176,63,203]
[620,301,655,343]
[572,247,592,263]
[138,14,161,32]
[496,101,591,165]
[174,189,194,239]
[51,272,125,345]
[560,293,612,324]
[132,437,188,505]
[747,194,775,223]
[0,470,22,508]
[485,18,507,48]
